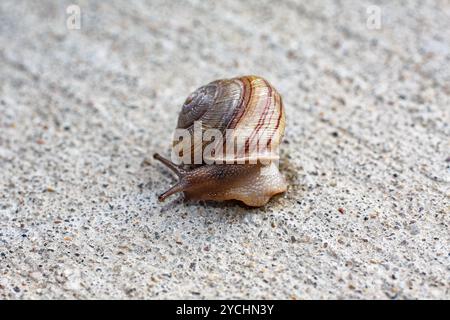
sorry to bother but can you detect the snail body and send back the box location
[154,75,287,207]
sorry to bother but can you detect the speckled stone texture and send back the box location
[0,0,449,299]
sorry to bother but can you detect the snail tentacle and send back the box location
[153,153,185,177]
[153,153,190,202]
[157,182,188,202]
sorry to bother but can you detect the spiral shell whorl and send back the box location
[177,83,218,129]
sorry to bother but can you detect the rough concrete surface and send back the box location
[0,0,449,299]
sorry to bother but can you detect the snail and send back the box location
[153,75,287,207]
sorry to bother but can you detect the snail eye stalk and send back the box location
[153,153,188,201]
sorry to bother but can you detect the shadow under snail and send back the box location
[153,75,287,207]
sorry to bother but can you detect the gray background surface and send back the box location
[0,0,449,299]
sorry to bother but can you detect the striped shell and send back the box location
[175,75,285,163]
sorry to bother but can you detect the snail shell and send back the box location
[154,75,287,207]
[176,75,285,163]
